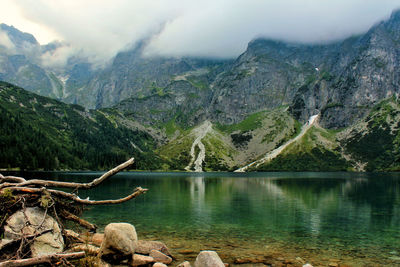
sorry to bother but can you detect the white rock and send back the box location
[195,251,224,267]
[177,261,192,267]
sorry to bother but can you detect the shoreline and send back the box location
[80,229,397,267]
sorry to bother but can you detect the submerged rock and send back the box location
[153,263,168,267]
[195,250,225,267]
[4,207,64,257]
[100,223,138,263]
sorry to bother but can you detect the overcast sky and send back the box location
[1,0,400,65]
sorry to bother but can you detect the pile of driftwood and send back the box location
[0,158,147,266]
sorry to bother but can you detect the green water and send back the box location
[18,171,400,266]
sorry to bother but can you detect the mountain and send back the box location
[1,10,400,172]
[0,23,96,101]
[107,10,400,131]
[210,10,400,128]
[0,81,165,170]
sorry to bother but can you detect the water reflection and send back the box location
[10,171,400,264]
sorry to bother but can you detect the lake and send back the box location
[13,171,400,266]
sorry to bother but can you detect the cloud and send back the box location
[40,43,77,69]
[0,30,15,52]
[7,0,400,64]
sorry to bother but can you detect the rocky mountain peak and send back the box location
[0,23,39,49]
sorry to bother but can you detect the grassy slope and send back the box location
[340,97,400,171]
[157,107,303,171]
[253,126,351,171]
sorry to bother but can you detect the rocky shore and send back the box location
[70,222,324,267]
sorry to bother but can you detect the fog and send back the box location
[2,0,399,66]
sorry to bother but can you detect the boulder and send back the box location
[130,254,155,266]
[150,249,173,264]
[3,207,64,257]
[153,263,168,267]
[92,233,104,246]
[194,251,224,267]
[177,261,192,267]
[136,240,171,256]
[100,223,138,263]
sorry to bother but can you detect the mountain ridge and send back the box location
[2,10,400,171]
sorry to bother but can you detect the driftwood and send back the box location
[0,158,148,266]
[0,252,85,267]
[0,158,134,190]
[4,186,148,205]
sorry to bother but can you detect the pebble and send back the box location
[179,249,196,254]
[296,257,305,264]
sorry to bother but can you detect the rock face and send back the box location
[100,223,138,263]
[3,207,64,257]
[194,251,225,267]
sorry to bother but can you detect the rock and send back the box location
[178,249,196,255]
[92,233,104,246]
[0,239,13,250]
[194,251,224,267]
[3,207,64,257]
[177,261,192,267]
[389,256,400,261]
[296,257,305,264]
[153,263,168,267]
[149,249,173,264]
[136,240,171,256]
[303,264,313,267]
[100,223,138,263]
[234,258,264,264]
[328,263,338,267]
[130,254,155,266]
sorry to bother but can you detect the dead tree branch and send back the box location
[0,158,134,190]
[59,210,97,232]
[0,251,85,267]
[3,186,148,205]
